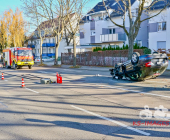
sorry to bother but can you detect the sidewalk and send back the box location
[60,65,111,71]
[36,61,111,71]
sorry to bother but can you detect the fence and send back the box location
[61,49,144,66]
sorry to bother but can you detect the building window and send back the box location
[158,23,162,31]
[38,49,39,53]
[41,30,44,36]
[68,49,71,53]
[109,29,112,34]
[158,22,166,31]
[53,38,55,43]
[137,40,142,47]
[113,28,115,34]
[91,31,95,36]
[157,41,166,50]
[162,22,166,30]
[43,48,46,53]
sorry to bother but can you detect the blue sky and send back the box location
[0,0,22,14]
[0,0,100,15]
[0,0,100,33]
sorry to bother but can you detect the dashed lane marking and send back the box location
[71,105,150,136]
[25,88,39,93]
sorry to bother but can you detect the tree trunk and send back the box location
[40,40,43,64]
[54,43,59,65]
[128,37,134,60]
[73,35,76,66]
[54,35,60,66]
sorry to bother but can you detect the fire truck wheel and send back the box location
[28,65,32,69]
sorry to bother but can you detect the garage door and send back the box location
[157,41,166,49]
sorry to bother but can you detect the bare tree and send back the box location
[22,0,51,64]
[102,0,170,59]
[64,28,73,46]
[64,0,89,66]
[26,0,68,65]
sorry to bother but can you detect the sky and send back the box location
[0,0,22,14]
[0,0,100,33]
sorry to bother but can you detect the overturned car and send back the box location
[109,52,168,81]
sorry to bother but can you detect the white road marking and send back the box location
[0,101,8,108]
[25,88,39,93]
[71,105,150,136]
[38,71,54,74]
[5,80,8,81]
[96,84,170,99]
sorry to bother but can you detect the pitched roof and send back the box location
[81,0,136,22]
[149,0,170,10]
[36,13,75,31]
[30,13,75,39]
[109,0,136,17]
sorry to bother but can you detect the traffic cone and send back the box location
[1,73,4,80]
[21,78,25,88]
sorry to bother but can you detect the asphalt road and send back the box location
[0,66,170,139]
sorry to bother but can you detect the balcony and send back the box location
[42,43,55,47]
[27,45,35,48]
[100,33,126,42]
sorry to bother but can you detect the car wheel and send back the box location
[131,52,140,65]
[153,52,159,55]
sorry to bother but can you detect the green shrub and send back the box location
[92,44,147,52]
[143,48,151,54]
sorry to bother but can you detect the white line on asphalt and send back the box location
[38,71,54,74]
[0,101,8,108]
[96,84,170,99]
[37,71,49,73]
[71,105,150,136]
[25,88,39,93]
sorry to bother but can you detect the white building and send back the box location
[79,0,151,51]
[27,13,79,58]
[148,1,169,51]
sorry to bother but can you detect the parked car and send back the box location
[35,56,54,62]
[109,52,168,81]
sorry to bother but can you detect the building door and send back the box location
[157,41,166,50]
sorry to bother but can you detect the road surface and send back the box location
[0,66,170,139]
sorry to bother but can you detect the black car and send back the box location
[109,52,168,81]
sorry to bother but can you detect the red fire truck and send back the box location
[2,47,34,69]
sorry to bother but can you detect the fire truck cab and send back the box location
[2,47,34,69]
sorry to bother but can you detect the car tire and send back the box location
[153,51,159,54]
[131,52,140,65]
[28,65,32,69]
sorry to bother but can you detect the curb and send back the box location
[34,65,110,72]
